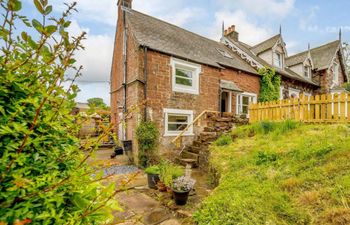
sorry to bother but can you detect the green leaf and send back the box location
[44,5,52,15]
[45,25,57,35]
[21,32,28,41]
[32,19,43,33]
[8,0,22,11]
[63,21,71,28]
[33,0,44,14]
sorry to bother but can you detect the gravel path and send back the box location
[103,165,139,176]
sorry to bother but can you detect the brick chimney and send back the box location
[118,0,132,8]
[224,25,239,42]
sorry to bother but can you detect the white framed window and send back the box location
[236,92,257,116]
[280,86,284,100]
[171,58,201,95]
[288,88,300,98]
[333,62,339,85]
[164,108,194,136]
[273,51,283,68]
[304,65,311,78]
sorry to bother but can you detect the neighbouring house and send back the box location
[110,0,348,163]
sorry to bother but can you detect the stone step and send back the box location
[192,140,202,147]
[180,150,199,160]
[176,158,198,168]
[188,146,201,154]
[198,132,219,142]
[215,117,233,122]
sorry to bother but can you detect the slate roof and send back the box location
[286,40,340,69]
[230,38,318,86]
[126,9,258,75]
[250,34,281,55]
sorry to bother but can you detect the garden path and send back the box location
[89,148,213,225]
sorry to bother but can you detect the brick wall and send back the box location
[143,50,260,153]
[281,77,316,99]
[318,52,346,93]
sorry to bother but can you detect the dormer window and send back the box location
[333,62,339,85]
[273,51,283,68]
[304,65,311,78]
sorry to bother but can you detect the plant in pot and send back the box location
[158,161,184,192]
[172,176,196,205]
[145,165,160,189]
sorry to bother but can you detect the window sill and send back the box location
[163,132,194,137]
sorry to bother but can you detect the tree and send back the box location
[0,1,120,224]
[87,97,107,109]
[258,67,281,102]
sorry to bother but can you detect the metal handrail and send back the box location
[171,110,220,147]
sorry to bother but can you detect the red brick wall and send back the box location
[143,50,260,153]
[315,51,346,93]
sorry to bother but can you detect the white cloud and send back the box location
[209,10,272,45]
[218,0,295,18]
[299,6,320,32]
[51,0,118,26]
[63,20,114,82]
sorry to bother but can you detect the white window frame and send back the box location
[288,88,300,98]
[304,65,311,78]
[273,51,283,68]
[163,108,194,137]
[333,62,339,85]
[236,92,257,117]
[171,58,201,95]
[280,86,284,100]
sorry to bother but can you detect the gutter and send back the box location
[143,46,148,121]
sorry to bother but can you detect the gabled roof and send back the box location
[286,40,340,70]
[125,9,257,75]
[250,34,281,55]
[224,38,319,86]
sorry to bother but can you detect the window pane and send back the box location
[168,115,188,123]
[242,106,248,114]
[242,96,249,105]
[168,123,187,131]
[176,68,192,78]
[176,77,192,86]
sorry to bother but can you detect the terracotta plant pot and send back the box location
[172,189,191,205]
[147,173,160,189]
[157,182,167,192]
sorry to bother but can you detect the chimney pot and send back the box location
[224,24,239,42]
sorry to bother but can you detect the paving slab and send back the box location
[117,192,160,214]
[159,219,181,225]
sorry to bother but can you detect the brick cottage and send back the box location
[110,0,348,164]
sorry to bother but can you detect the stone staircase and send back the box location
[176,113,247,169]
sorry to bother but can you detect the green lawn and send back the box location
[194,121,350,225]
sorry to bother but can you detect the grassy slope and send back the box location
[194,122,350,225]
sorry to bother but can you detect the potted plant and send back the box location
[172,176,196,205]
[158,161,184,192]
[144,165,160,189]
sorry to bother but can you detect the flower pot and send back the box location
[157,182,167,192]
[172,189,191,205]
[147,173,160,189]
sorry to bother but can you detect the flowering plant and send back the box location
[172,176,196,192]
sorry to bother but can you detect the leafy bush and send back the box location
[158,161,184,187]
[195,124,350,224]
[144,165,160,175]
[136,121,159,168]
[0,1,118,224]
[258,67,281,102]
[213,134,232,146]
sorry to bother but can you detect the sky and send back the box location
[20,0,350,105]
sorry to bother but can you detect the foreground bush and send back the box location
[0,1,118,224]
[194,122,350,224]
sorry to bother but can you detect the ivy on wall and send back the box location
[258,67,281,102]
[136,121,159,168]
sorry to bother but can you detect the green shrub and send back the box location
[136,121,159,168]
[158,161,184,187]
[145,165,160,175]
[213,134,232,146]
[258,67,281,102]
[0,1,118,224]
[196,124,350,224]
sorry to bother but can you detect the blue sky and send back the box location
[20,0,350,105]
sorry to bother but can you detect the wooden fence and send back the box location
[249,93,350,123]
